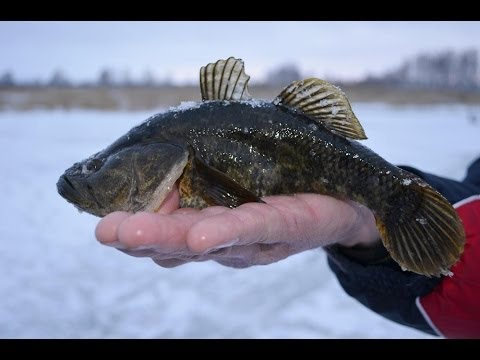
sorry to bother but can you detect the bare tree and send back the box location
[122,69,133,87]
[370,49,479,89]
[0,71,15,87]
[98,68,114,87]
[48,69,71,87]
[458,49,478,89]
[265,64,301,87]
[141,69,156,87]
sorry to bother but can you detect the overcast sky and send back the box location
[1,21,479,84]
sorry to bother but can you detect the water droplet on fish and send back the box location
[416,217,428,225]
[402,179,412,186]
[243,127,249,134]
[308,123,318,131]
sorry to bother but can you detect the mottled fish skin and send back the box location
[58,100,413,217]
[57,57,465,277]
[139,102,414,215]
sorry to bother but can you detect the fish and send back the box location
[57,56,465,277]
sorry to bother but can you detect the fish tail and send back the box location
[376,182,465,277]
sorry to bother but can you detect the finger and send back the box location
[152,258,188,268]
[186,202,274,252]
[209,243,292,268]
[116,211,204,251]
[95,211,132,245]
[152,254,211,267]
[215,258,250,268]
[196,205,230,216]
[208,242,293,266]
[186,194,339,253]
[173,205,228,215]
[156,186,181,214]
[117,248,160,258]
[173,208,199,215]
[120,247,203,260]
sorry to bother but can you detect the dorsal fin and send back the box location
[273,78,367,140]
[200,57,252,101]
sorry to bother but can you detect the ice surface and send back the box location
[0,103,479,338]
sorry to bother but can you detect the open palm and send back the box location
[95,186,380,268]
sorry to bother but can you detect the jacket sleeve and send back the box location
[325,158,480,338]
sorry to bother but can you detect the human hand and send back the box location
[95,186,380,268]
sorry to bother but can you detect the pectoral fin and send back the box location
[192,153,264,208]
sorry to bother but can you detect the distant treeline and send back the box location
[363,49,480,90]
[0,68,174,88]
[1,49,479,90]
[0,63,303,89]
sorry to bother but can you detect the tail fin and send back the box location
[376,183,465,277]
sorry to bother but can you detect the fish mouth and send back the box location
[57,174,106,215]
[57,174,83,205]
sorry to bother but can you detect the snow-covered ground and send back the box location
[0,103,479,338]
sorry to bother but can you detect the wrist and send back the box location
[332,202,392,265]
[336,202,381,249]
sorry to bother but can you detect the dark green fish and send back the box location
[57,57,465,277]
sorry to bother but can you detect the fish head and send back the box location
[57,143,188,217]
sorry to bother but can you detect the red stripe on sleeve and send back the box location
[418,196,480,338]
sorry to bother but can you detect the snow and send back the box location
[166,99,269,113]
[243,99,269,108]
[0,103,479,339]
[167,101,202,113]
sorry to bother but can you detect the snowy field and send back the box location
[1,103,479,338]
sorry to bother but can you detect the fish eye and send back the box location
[86,158,103,172]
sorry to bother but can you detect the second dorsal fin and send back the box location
[200,57,252,101]
[273,78,367,140]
